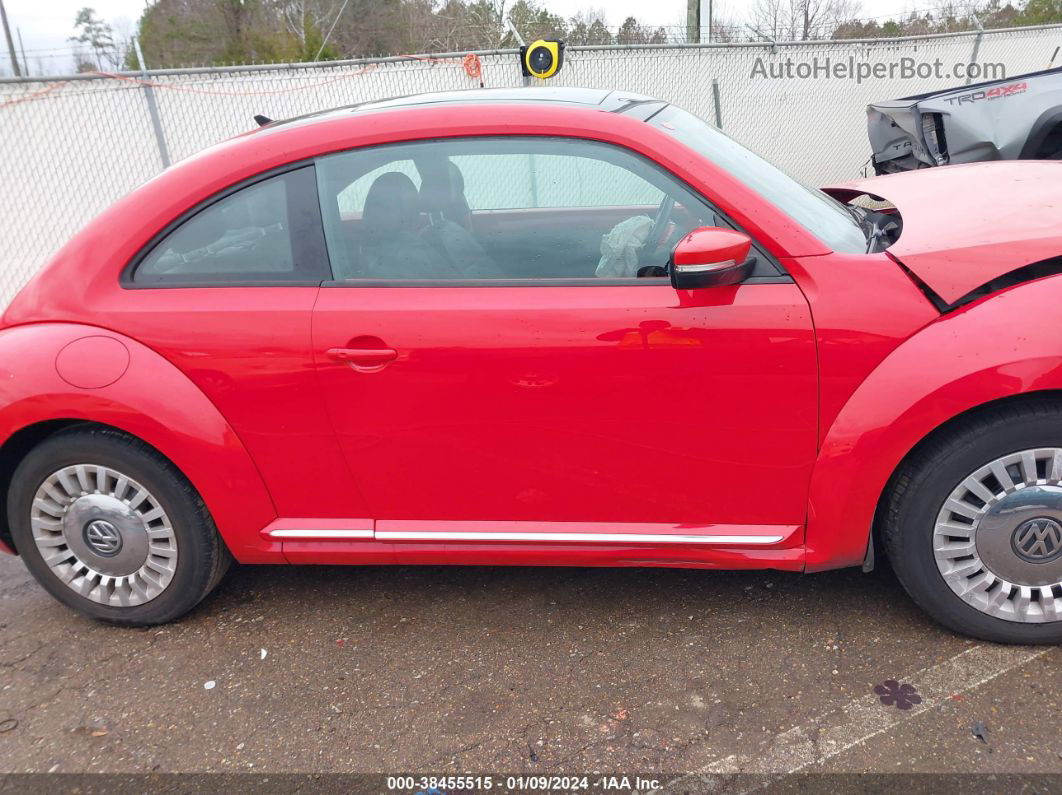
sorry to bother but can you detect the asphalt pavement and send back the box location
[1,551,1059,782]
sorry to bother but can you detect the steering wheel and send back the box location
[644,195,676,260]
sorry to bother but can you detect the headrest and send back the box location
[417,158,471,226]
[362,171,421,238]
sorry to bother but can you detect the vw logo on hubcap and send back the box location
[1011,517,1062,564]
[83,520,123,557]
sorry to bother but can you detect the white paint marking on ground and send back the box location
[669,643,1052,788]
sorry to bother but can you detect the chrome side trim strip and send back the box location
[266,528,375,540]
[375,531,784,545]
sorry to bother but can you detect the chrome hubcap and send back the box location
[31,465,178,606]
[934,449,1062,623]
[84,519,123,556]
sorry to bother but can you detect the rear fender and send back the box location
[805,274,1062,570]
[0,323,280,562]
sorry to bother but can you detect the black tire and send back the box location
[7,426,231,626]
[883,400,1062,644]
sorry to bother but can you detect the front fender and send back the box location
[0,323,280,562]
[805,275,1062,571]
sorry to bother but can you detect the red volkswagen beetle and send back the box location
[3,88,1061,642]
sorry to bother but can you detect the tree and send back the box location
[803,0,860,38]
[130,0,669,68]
[752,0,860,40]
[135,0,304,67]
[276,0,339,60]
[1016,0,1061,24]
[568,8,612,45]
[460,0,506,49]
[69,7,127,71]
[615,16,667,44]
[503,0,567,45]
[831,0,1035,40]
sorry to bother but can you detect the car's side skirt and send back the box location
[259,519,805,570]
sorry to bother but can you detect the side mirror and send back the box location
[669,227,754,289]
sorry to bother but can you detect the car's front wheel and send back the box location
[8,426,230,626]
[884,401,1062,643]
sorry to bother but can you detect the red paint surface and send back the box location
[313,283,817,525]
[55,336,130,389]
[824,161,1062,304]
[3,97,1061,574]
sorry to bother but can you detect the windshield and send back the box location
[650,105,867,253]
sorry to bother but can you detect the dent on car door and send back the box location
[111,165,369,524]
[310,136,818,543]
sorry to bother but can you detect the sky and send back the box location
[2,0,923,77]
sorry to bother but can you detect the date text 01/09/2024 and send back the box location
[388,775,664,792]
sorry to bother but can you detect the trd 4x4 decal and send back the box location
[942,81,1029,105]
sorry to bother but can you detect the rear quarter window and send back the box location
[131,166,330,286]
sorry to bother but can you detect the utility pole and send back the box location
[686,0,700,43]
[0,0,22,77]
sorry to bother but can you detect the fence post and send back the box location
[133,37,171,169]
[711,78,722,129]
[966,16,984,85]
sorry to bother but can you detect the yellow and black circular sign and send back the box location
[521,40,565,79]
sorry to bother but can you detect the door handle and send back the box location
[326,347,398,370]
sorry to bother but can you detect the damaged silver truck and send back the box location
[868,66,1062,173]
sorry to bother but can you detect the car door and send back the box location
[311,136,817,541]
[111,165,369,525]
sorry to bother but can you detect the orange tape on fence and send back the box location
[0,81,67,108]
[463,54,483,80]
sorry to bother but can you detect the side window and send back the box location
[314,137,733,282]
[451,153,664,210]
[133,166,329,285]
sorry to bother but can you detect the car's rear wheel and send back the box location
[883,401,1062,643]
[8,426,230,626]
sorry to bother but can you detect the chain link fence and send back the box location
[2,23,1060,307]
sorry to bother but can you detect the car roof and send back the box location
[352,87,653,112]
[265,87,667,130]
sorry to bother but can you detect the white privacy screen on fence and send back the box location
[1,24,1060,307]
